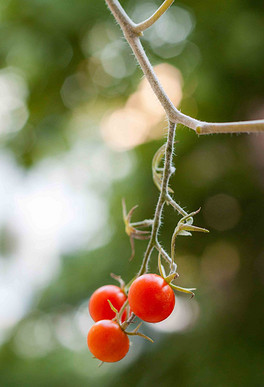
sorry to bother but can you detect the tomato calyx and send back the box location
[171,209,209,265]
[107,299,154,343]
[158,252,196,298]
[124,321,154,343]
[155,208,209,298]
[110,272,126,292]
[122,199,153,261]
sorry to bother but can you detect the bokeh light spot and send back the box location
[203,193,241,231]
[150,296,199,333]
[201,242,240,286]
[101,63,182,151]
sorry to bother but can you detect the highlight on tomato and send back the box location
[128,273,175,323]
[89,285,127,322]
[87,320,130,362]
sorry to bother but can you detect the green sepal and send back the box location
[184,225,209,233]
[107,299,118,314]
[169,283,196,297]
[177,230,192,236]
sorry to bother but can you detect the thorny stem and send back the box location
[105,0,264,134]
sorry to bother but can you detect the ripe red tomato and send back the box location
[128,274,175,323]
[89,285,127,322]
[87,320,130,362]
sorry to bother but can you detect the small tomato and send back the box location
[128,273,175,323]
[89,285,127,322]
[87,320,130,362]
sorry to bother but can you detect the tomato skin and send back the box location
[87,320,130,362]
[128,274,175,323]
[89,285,127,322]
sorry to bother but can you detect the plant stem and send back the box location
[138,121,176,276]
[105,0,264,134]
[134,0,175,34]
[105,0,264,288]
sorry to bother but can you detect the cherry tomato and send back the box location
[128,273,175,323]
[87,320,130,362]
[89,285,127,322]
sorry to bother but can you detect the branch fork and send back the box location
[105,0,264,135]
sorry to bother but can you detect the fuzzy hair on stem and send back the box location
[105,0,264,135]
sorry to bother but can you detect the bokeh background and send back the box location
[0,0,264,386]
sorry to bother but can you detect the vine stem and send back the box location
[105,0,264,134]
[138,120,176,276]
[104,0,264,289]
[134,0,175,34]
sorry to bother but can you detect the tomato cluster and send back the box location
[87,274,176,363]
[87,284,129,362]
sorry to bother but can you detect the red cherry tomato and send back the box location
[89,285,127,322]
[87,320,130,362]
[128,274,175,323]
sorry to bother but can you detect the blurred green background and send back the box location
[0,0,264,386]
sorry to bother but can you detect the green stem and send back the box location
[137,121,176,276]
